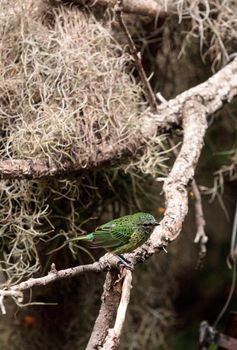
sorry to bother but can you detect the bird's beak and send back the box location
[153,221,159,226]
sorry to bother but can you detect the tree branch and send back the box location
[100,270,132,350]
[0,260,117,301]
[192,180,208,267]
[86,271,124,350]
[0,58,237,180]
[168,135,207,266]
[130,97,208,263]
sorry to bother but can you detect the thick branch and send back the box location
[142,57,237,136]
[0,58,236,179]
[101,270,132,350]
[86,271,123,350]
[0,140,141,179]
[128,97,208,262]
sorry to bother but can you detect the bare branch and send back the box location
[145,57,237,133]
[0,140,142,179]
[168,136,207,265]
[192,180,208,266]
[0,294,6,315]
[0,259,115,300]
[130,96,208,262]
[101,270,132,350]
[86,271,123,350]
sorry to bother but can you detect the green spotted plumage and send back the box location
[69,212,158,255]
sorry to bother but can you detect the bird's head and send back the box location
[134,212,159,231]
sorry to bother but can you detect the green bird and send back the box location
[68,212,158,265]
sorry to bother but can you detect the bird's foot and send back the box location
[117,254,134,271]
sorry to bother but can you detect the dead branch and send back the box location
[100,270,132,350]
[0,140,142,179]
[192,180,208,265]
[0,295,6,315]
[0,58,237,180]
[86,271,124,350]
[0,259,116,301]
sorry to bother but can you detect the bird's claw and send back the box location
[117,255,134,271]
[114,262,134,285]
[117,262,134,272]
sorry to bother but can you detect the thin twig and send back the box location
[0,289,23,315]
[0,295,6,315]
[230,200,237,262]
[0,258,117,309]
[115,0,157,112]
[192,180,208,268]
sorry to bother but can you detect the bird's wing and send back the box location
[92,222,129,249]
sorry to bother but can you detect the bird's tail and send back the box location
[68,233,94,243]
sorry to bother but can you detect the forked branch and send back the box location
[86,270,125,349]
[101,270,132,350]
